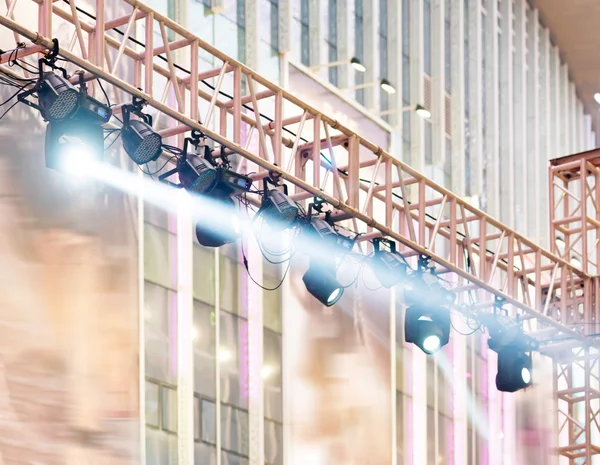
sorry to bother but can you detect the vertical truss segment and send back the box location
[554,346,600,465]
[0,0,596,344]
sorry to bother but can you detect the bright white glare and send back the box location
[521,367,532,384]
[61,144,97,177]
[380,81,396,94]
[499,432,505,439]
[416,107,432,119]
[423,335,441,353]
[350,58,367,73]
[595,93,600,104]
[570,256,582,269]
[219,347,232,362]
[192,327,198,340]
[417,315,433,322]
[261,366,273,379]
[327,287,343,305]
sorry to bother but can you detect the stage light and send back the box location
[259,187,299,230]
[495,346,532,392]
[555,235,566,253]
[404,306,450,354]
[350,57,367,73]
[37,71,80,121]
[371,239,407,288]
[194,195,241,248]
[45,120,104,173]
[302,260,344,307]
[121,119,163,165]
[178,154,218,194]
[380,78,396,94]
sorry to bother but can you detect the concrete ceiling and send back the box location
[532,0,600,122]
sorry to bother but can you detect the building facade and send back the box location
[135,1,594,465]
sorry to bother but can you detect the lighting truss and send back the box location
[0,0,597,348]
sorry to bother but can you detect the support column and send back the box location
[499,0,514,226]
[527,7,541,243]
[431,0,445,166]
[363,0,378,110]
[176,191,194,465]
[337,0,351,89]
[308,0,322,67]
[453,333,467,465]
[513,0,527,234]
[484,0,499,217]
[450,0,465,196]
[467,0,482,196]
[389,0,403,130]
[410,0,425,171]
[245,0,259,70]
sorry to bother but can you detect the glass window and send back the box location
[264,329,282,422]
[221,405,249,456]
[355,0,365,104]
[219,250,240,315]
[145,282,178,384]
[193,244,216,305]
[220,311,248,408]
[194,300,216,398]
[161,385,178,433]
[146,381,160,428]
[144,224,176,290]
[444,0,451,92]
[444,138,452,188]
[270,0,279,51]
[379,0,389,115]
[301,0,310,65]
[424,0,431,75]
[265,420,283,465]
[195,442,217,465]
[202,399,217,444]
[327,0,338,85]
[147,428,177,465]
[425,120,433,165]
[222,451,249,465]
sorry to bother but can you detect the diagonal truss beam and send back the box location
[0,0,597,344]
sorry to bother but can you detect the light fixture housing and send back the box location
[122,119,163,165]
[302,260,344,307]
[380,78,396,94]
[260,187,299,230]
[350,57,366,73]
[405,305,451,354]
[371,239,407,288]
[415,104,432,119]
[45,119,104,173]
[495,347,532,392]
[37,71,80,121]
[194,195,241,247]
[178,154,218,195]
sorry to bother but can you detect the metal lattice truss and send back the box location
[554,347,600,463]
[0,0,598,346]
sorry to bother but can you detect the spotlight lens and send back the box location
[521,367,531,384]
[59,139,98,176]
[326,287,343,305]
[423,335,442,353]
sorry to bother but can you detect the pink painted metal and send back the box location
[0,0,598,351]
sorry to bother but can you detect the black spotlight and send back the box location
[36,71,80,121]
[45,119,104,174]
[178,152,218,195]
[404,305,451,354]
[495,347,532,392]
[194,195,241,247]
[302,259,344,307]
[371,239,407,288]
[259,182,299,230]
[121,105,163,165]
[403,264,455,354]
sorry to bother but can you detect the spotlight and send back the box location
[45,119,104,173]
[371,239,407,288]
[302,260,344,307]
[120,104,163,165]
[36,71,80,121]
[404,305,450,354]
[380,78,396,94]
[194,195,241,247]
[178,153,218,194]
[495,347,532,392]
[259,183,299,230]
[350,57,367,73]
